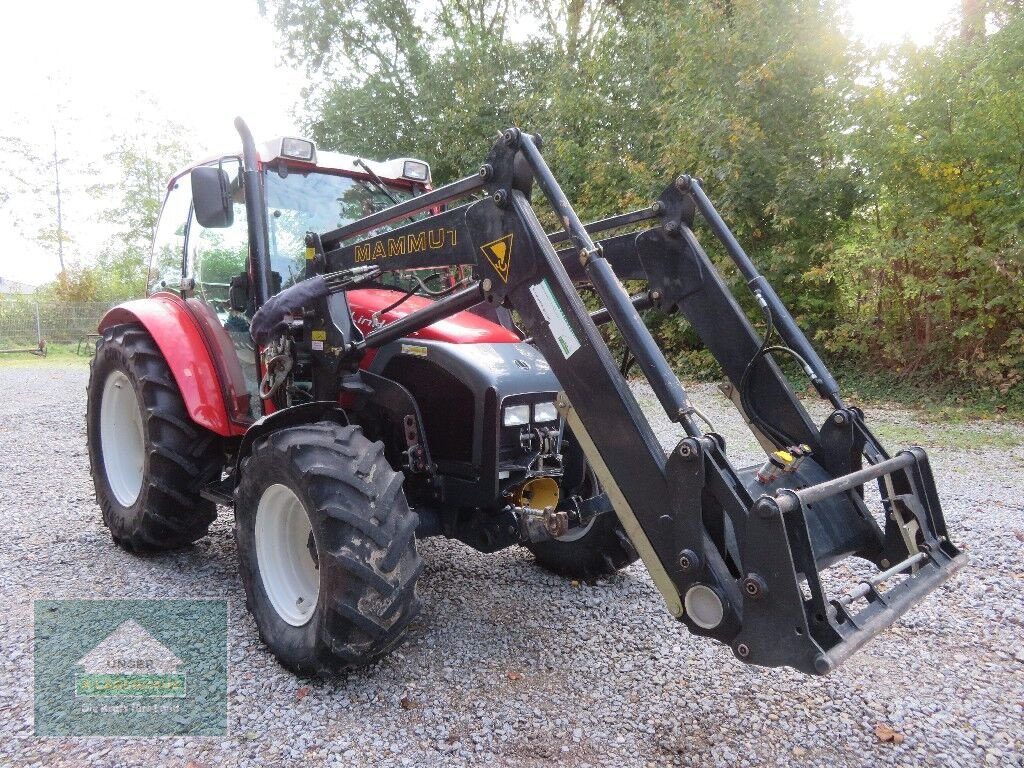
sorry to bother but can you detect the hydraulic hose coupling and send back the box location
[755,444,811,484]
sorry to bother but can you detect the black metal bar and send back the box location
[685,178,843,407]
[320,173,485,250]
[814,551,968,674]
[548,205,660,245]
[355,282,485,350]
[522,292,653,344]
[516,133,699,433]
[235,117,273,307]
[775,451,917,514]
[590,292,654,326]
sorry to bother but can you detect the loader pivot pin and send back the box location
[684,584,724,630]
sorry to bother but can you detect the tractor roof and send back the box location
[169,137,430,189]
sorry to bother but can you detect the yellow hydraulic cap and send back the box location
[513,476,560,510]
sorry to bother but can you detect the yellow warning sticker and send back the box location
[401,344,428,358]
[480,233,513,282]
[305,246,315,261]
[311,330,327,341]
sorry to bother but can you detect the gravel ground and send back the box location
[1,363,1022,767]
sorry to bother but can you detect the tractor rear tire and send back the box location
[527,513,639,581]
[234,422,423,675]
[86,323,223,551]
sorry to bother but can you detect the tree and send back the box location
[265,0,1021,399]
[1,120,76,277]
[828,8,1024,392]
[86,108,194,301]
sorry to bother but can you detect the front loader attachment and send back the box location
[308,128,966,674]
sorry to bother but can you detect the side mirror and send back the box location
[191,166,233,228]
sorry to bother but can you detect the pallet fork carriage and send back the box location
[290,127,966,675]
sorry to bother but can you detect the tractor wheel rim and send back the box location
[255,484,320,627]
[556,468,599,542]
[554,516,596,542]
[100,369,146,507]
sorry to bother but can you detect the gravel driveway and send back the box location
[1,363,1022,767]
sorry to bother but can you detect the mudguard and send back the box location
[98,292,246,437]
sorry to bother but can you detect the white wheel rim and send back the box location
[556,469,598,542]
[255,484,320,627]
[555,516,596,542]
[100,369,146,507]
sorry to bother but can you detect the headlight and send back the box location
[402,160,430,181]
[502,404,530,426]
[281,137,315,161]
[533,402,558,423]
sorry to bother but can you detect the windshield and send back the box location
[264,168,416,289]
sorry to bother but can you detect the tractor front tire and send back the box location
[234,422,422,675]
[527,513,639,581]
[86,323,223,551]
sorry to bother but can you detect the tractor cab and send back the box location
[148,136,439,420]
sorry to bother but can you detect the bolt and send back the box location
[481,278,493,292]
[493,190,508,207]
[675,174,692,191]
[742,574,767,600]
[832,412,846,425]
[664,220,679,234]
[652,201,665,214]
[677,440,699,460]
[678,549,699,573]
[503,128,519,146]
[736,642,751,659]
[479,163,493,180]
[753,497,779,519]
[650,290,662,301]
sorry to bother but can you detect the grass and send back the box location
[0,342,92,368]
[834,367,1024,424]
[870,422,1024,451]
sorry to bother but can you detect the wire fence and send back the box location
[0,299,114,352]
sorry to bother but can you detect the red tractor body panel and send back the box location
[348,288,519,345]
[100,289,514,436]
[98,293,247,437]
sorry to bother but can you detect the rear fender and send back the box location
[98,293,244,437]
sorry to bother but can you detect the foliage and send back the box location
[824,13,1024,394]
[33,111,193,304]
[1,126,75,270]
[264,0,1022,402]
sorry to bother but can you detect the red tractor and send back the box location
[87,119,964,677]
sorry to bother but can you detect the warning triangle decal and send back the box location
[480,233,513,282]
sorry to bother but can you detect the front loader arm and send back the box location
[309,128,965,675]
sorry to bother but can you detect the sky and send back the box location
[0,0,961,288]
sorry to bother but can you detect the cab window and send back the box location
[187,158,248,316]
[149,179,191,294]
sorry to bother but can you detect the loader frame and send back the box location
[287,128,964,675]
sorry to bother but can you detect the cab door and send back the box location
[183,158,262,421]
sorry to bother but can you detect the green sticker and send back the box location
[529,279,581,359]
[34,599,227,737]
